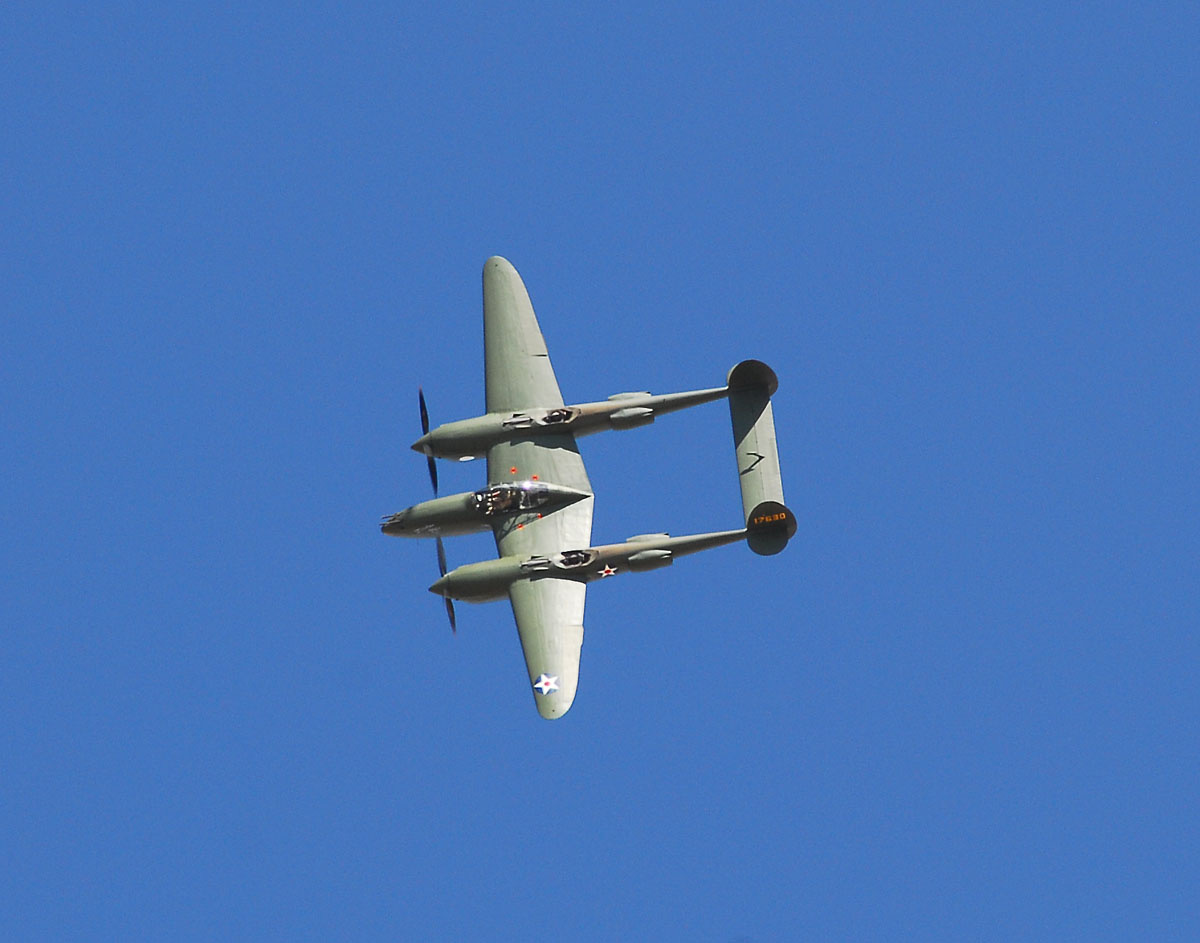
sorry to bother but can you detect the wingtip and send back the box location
[535,696,576,720]
[530,673,579,719]
[484,255,516,273]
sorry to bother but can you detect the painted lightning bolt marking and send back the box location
[740,452,765,475]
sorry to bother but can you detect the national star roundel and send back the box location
[532,674,560,695]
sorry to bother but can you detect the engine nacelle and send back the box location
[626,533,669,542]
[431,556,527,603]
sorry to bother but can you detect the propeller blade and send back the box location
[419,387,438,493]
[418,387,430,435]
[435,537,455,631]
[421,394,451,632]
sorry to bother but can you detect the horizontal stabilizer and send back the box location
[727,360,790,553]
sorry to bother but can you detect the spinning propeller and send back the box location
[418,387,438,495]
[419,387,455,633]
[436,533,456,633]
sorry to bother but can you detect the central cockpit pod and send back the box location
[472,481,551,516]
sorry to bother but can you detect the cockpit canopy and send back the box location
[472,481,551,516]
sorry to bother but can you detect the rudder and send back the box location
[746,500,797,555]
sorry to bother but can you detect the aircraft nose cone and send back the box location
[429,575,449,597]
[411,433,433,456]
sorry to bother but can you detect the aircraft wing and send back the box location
[491,448,593,718]
[489,436,594,722]
[484,256,565,412]
[484,257,594,718]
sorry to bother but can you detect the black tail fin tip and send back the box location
[746,500,796,556]
[727,360,778,396]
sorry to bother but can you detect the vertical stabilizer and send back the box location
[727,360,792,554]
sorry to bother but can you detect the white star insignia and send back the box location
[533,673,559,695]
[600,565,618,578]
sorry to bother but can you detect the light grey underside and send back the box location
[483,256,594,719]
[484,256,565,413]
[729,387,785,522]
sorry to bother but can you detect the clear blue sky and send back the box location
[3,3,1197,940]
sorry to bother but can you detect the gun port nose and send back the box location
[380,510,408,535]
